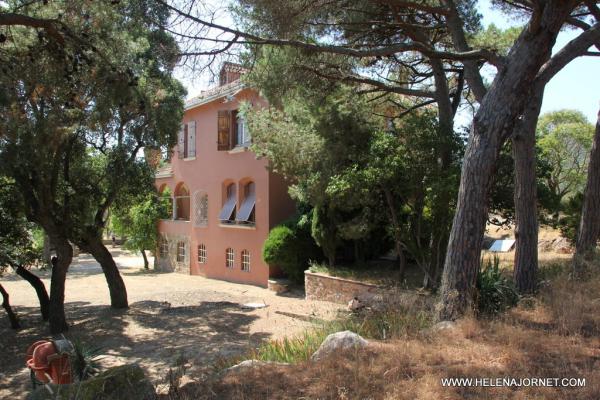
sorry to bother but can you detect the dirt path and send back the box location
[0,248,341,398]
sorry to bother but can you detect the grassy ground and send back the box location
[164,257,600,400]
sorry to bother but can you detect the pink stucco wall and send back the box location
[155,87,296,287]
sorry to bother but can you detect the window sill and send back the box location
[227,146,249,154]
[183,156,196,161]
[219,223,256,230]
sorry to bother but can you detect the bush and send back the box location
[262,216,321,283]
[476,256,519,316]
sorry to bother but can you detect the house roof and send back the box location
[184,80,246,111]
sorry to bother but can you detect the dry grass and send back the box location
[163,257,600,400]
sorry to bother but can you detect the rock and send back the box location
[27,364,155,400]
[311,331,368,361]
[431,321,457,332]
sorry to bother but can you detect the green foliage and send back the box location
[558,192,584,245]
[0,177,42,272]
[537,110,595,203]
[0,0,185,251]
[469,24,522,55]
[112,193,168,259]
[262,215,321,283]
[476,256,519,316]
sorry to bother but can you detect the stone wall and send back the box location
[304,270,383,304]
[156,233,190,274]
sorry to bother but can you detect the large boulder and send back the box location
[27,364,155,400]
[311,331,368,361]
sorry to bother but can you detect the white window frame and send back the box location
[241,250,250,272]
[236,114,250,146]
[197,244,207,264]
[226,248,235,269]
[176,241,186,262]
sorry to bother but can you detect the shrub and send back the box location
[476,256,519,316]
[262,216,321,283]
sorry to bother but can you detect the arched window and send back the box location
[241,250,250,272]
[226,248,235,268]
[158,185,173,220]
[197,244,207,264]
[219,183,236,223]
[236,182,255,224]
[174,184,190,221]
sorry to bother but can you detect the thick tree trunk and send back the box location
[437,4,569,320]
[49,237,72,333]
[42,234,52,267]
[574,109,600,270]
[15,266,50,320]
[141,250,149,270]
[80,235,128,308]
[512,85,544,294]
[0,283,20,329]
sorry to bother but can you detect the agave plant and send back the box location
[71,340,104,381]
[476,255,519,316]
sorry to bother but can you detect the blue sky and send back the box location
[480,0,599,123]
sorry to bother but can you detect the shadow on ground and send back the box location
[0,299,267,398]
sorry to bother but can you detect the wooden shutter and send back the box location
[188,120,196,157]
[177,124,185,159]
[217,110,231,151]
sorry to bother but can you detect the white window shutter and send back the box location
[193,191,208,227]
[177,124,185,159]
[188,121,196,157]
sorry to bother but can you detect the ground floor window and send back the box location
[160,238,169,258]
[198,244,207,264]
[226,247,235,268]
[176,241,186,262]
[241,250,250,272]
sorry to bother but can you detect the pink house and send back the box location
[154,64,296,287]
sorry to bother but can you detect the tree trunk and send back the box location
[437,3,569,320]
[383,187,406,279]
[15,266,50,320]
[0,283,20,329]
[512,85,544,294]
[80,235,128,308]
[574,108,600,270]
[141,250,149,270]
[42,234,52,267]
[49,237,72,334]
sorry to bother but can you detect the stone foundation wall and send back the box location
[304,270,383,304]
[156,234,190,274]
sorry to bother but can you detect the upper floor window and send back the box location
[219,183,236,223]
[197,244,207,264]
[217,110,250,151]
[193,191,208,227]
[176,241,186,262]
[226,247,235,268]
[178,121,196,159]
[236,114,250,147]
[236,181,256,225]
[241,250,250,272]
[174,184,190,221]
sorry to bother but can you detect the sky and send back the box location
[175,1,599,124]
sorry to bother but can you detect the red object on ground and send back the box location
[25,340,72,384]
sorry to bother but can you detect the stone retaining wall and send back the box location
[304,270,383,304]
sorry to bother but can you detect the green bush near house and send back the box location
[263,216,321,283]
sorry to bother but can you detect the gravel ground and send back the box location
[0,248,341,398]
